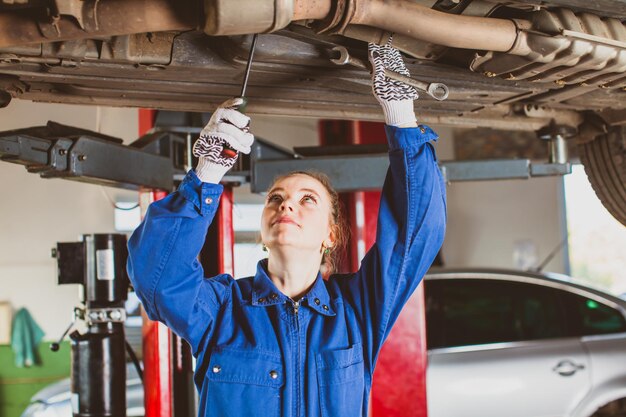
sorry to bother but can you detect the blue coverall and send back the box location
[127,124,447,417]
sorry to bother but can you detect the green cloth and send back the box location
[11,308,44,367]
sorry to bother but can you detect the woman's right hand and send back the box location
[193,97,254,183]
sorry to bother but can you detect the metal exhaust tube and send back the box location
[294,0,523,53]
[351,0,520,52]
[0,0,198,48]
[204,0,528,55]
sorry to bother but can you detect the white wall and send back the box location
[443,178,566,271]
[0,101,138,340]
[0,104,566,340]
[430,125,567,272]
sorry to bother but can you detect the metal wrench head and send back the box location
[330,46,350,66]
[427,83,450,101]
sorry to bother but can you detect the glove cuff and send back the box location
[380,99,416,127]
[195,158,231,184]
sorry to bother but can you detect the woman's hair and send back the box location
[267,170,349,275]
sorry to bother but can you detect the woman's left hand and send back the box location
[368,37,418,127]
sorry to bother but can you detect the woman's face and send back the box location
[261,174,335,253]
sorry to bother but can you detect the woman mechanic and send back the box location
[127,40,447,417]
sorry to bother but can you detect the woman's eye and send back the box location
[302,194,317,203]
[267,194,281,203]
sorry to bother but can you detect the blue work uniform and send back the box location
[127,125,447,417]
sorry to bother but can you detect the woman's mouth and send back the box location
[274,217,299,226]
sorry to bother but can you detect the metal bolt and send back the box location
[58,149,67,155]
[484,71,497,78]
[109,310,122,321]
[78,154,87,161]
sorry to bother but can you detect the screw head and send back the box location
[109,310,122,321]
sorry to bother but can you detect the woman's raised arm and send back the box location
[336,39,447,368]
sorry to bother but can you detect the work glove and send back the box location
[193,97,254,184]
[368,37,419,127]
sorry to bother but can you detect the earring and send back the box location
[262,244,268,252]
[324,248,330,255]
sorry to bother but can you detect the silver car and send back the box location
[426,269,626,417]
[20,362,144,417]
[22,269,626,417]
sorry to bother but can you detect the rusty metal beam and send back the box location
[0,0,198,48]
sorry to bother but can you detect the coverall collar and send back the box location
[251,259,336,316]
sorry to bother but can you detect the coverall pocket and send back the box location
[206,346,284,417]
[316,343,365,417]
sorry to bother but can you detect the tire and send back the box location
[0,91,11,108]
[578,125,626,226]
[592,397,626,417]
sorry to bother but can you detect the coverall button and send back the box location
[258,297,266,303]
[270,293,278,300]
[212,365,221,374]
[205,197,213,204]
[419,127,426,133]
[269,370,279,379]
[314,298,320,305]
[322,305,329,310]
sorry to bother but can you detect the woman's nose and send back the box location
[280,200,294,211]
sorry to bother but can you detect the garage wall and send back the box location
[0,101,138,340]
[444,178,567,272]
[0,106,566,340]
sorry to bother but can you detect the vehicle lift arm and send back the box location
[0,122,571,193]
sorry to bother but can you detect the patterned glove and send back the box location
[368,37,419,127]
[193,97,254,184]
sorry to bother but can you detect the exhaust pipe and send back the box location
[0,0,525,56]
[338,0,520,52]
[205,0,526,54]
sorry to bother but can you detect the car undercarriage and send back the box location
[0,0,624,224]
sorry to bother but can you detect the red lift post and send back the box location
[138,109,234,417]
[319,120,429,417]
[138,109,173,417]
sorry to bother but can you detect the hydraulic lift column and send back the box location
[319,120,428,417]
[137,109,233,417]
[138,109,193,417]
[138,107,173,417]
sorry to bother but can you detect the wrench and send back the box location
[221,33,258,159]
[330,45,449,101]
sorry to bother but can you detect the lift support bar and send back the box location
[0,123,571,193]
[251,152,572,193]
[0,122,182,190]
[250,141,571,192]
